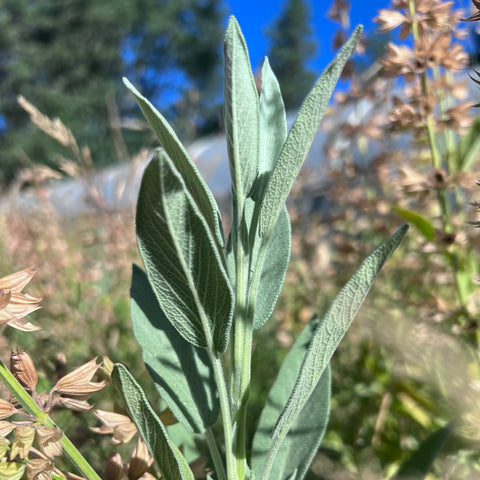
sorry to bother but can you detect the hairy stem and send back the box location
[209,350,236,480]
[230,194,253,480]
[206,427,227,480]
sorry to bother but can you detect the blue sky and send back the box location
[224,0,474,74]
[224,0,391,73]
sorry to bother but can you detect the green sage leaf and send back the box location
[123,78,225,251]
[226,202,290,330]
[257,56,287,193]
[252,205,291,329]
[271,225,408,456]
[394,423,454,479]
[136,149,234,352]
[259,26,363,238]
[224,16,260,198]
[252,317,331,480]
[112,363,194,480]
[130,264,219,433]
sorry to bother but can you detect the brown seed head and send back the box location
[26,458,53,480]
[0,267,41,332]
[36,426,63,458]
[105,452,125,480]
[127,439,153,480]
[10,426,35,460]
[0,399,16,420]
[328,0,350,28]
[441,101,476,133]
[10,351,38,393]
[387,96,422,131]
[57,397,93,412]
[53,358,105,397]
[91,410,137,446]
[380,43,414,79]
[0,267,38,293]
[375,9,409,35]
[462,0,480,21]
[0,421,15,438]
[0,461,26,480]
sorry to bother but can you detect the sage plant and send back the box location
[109,16,410,480]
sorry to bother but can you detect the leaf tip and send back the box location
[227,14,239,29]
[399,223,410,237]
[354,24,364,35]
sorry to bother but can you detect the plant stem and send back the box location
[408,0,469,312]
[230,195,253,480]
[206,427,227,480]
[0,361,102,480]
[208,350,236,480]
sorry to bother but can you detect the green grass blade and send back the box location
[259,26,362,238]
[393,206,434,241]
[123,79,225,252]
[130,264,220,433]
[136,150,234,352]
[252,317,330,480]
[112,363,194,480]
[268,225,408,472]
[394,423,454,479]
[224,16,260,199]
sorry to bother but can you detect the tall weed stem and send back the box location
[0,361,102,480]
[407,0,470,311]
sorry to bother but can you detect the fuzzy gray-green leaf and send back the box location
[112,363,194,480]
[252,318,330,480]
[272,225,408,451]
[258,57,287,187]
[130,264,219,433]
[224,16,259,198]
[259,26,362,238]
[252,205,291,329]
[123,78,225,251]
[226,201,290,329]
[136,150,234,352]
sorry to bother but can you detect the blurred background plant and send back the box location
[2,0,480,479]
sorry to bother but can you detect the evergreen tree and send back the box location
[0,0,225,184]
[266,0,317,111]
